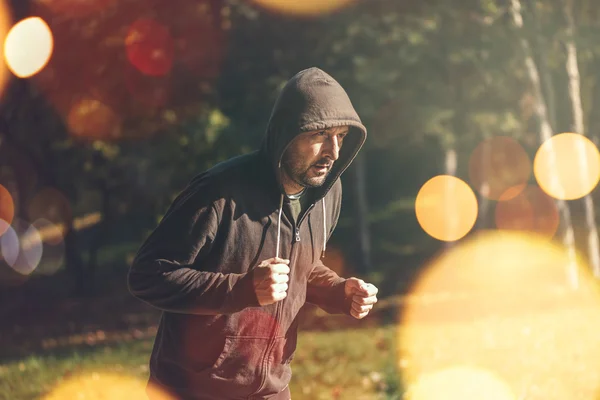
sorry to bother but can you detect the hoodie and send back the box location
[128,67,367,400]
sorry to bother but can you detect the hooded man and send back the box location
[128,67,379,400]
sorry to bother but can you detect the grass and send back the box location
[4,291,600,400]
[289,326,401,400]
[0,325,402,400]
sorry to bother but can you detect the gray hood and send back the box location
[260,67,367,201]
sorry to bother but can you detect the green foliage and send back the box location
[2,0,600,292]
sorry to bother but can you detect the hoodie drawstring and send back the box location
[322,198,327,258]
[275,194,284,259]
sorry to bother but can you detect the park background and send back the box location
[2,0,600,398]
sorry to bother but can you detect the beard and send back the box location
[281,154,332,188]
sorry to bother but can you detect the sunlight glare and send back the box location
[534,132,600,200]
[399,231,600,398]
[415,175,478,242]
[407,366,515,400]
[4,17,53,78]
[250,0,355,16]
[42,372,175,400]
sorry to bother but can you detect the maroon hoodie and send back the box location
[128,67,367,399]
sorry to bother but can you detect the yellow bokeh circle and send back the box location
[406,366,515,400]
[534,132,600,200]
[42,372,174,400]
[415,175,478,242]
[250,0,355,16]
[399,231,600,398]
[4,16,53,78]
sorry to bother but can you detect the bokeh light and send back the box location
[31,0,226,140]
[32,217,64,246]
[126,18,174,77]
[0,219,18,267]
[0,0,11,96]
[495,185,559,240]
[34,0,114,19]
[4,17,53,78]
[534,132,600,200]
[18,220,43,273]
[1,218,43,275]
[468,136,531,200]
[406,366,515,400]
[399,231,600,398]
[250,0,355,16]
[415,175,478,242]
[32,218,65,276]
[73,212,102,231]
[67,97,122,140]
[42,372,175,400]
[0,218,29,286]
[0,184,14,235]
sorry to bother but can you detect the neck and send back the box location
[280,169,304,195]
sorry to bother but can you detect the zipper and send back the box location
[251,246,298,397]
[251,203,315,397]
[298,203,315,227]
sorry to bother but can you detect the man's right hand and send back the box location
[253,257,290,306]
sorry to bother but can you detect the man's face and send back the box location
[281,126,349,189]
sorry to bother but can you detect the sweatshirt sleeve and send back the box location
[305,180,351,315]
[306,260,351,315]
[127,181,260,315]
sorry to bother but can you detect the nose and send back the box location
[325,135,340,161]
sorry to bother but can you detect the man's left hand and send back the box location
[344,278,378,319]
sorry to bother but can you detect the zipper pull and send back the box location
[295,228,301,242]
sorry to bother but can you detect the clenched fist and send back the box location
[253,257,290,306]
[344,278,378,319]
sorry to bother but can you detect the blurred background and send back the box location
[1,0,600,399]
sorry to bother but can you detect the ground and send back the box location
[3,265,600,399]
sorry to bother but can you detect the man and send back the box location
[128,67,378,400]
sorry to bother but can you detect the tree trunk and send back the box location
[444,141,458,248]
[561,0,600,277]
[588,60,600,146]
[477,135,491,230]
[528,0,558,130]
[509,0,579,287]
[352,152,372,274]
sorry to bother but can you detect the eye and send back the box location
[316,131,327,136]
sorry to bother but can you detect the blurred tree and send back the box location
[508,0,579,287]
[559,0,600,277]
